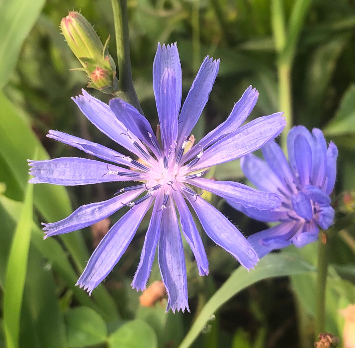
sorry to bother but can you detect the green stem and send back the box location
[111,0,142,113]
[278,63,292,151]
[271,0,293,152]
[315,231,329,338]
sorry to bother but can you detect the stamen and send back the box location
[116,172,141,177]
[134,193,152,205]
[130,159,150,172]
[287,213,299,221]
[185,169,209,180]
[181,186,202,201]
[277,187,289,197]
[285,182,294,194]
[117,184,146,194]
[163,156,168,169]
[103,164,141,178]
[125,193,152,208]
[281,201,291,209]
[187,147,204,168]
[147,184,162,193]
[167,180,176,191]
[133,141,151,160]
[148,132,162,156]
[121,130,151,160]
[160,194,169,210]
[176,139,191,164]
[182,186,195,196]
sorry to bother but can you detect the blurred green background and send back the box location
[1,0,355,347]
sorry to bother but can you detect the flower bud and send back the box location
[61,11,118,93]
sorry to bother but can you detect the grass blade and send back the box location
[3,176,33,348]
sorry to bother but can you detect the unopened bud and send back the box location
[61,11,118,93]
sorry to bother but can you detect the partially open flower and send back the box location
[230,126,338,257]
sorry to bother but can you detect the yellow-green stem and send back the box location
[278,63,292,151]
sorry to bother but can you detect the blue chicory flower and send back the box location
[229,126,338,258]
[29,43,286,312]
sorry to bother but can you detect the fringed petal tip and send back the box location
[131,280,146,292]
[76,280,95,296]
[166,302,190,314]
[71,89,90,103]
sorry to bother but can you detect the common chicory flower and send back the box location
[229,126,338,258]
[29,43,286,311]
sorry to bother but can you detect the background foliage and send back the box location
[1,0,355,347]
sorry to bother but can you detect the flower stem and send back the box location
[271,0,292,152]
[111,0,142,113]
[278,63,292,151]
[315,231,329,338]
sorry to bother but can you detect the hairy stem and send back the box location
[111,0,142,113]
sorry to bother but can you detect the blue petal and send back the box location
[291,191,313,221]
[158,198,189,312]
[241,154,286,193]
[132,191,164,290]
[173,191,209,276]
[109,98,160,157]
[186,196,259,270]
[189,177,281,210]
[182,86,258,163]
[294,134,312,187]
[287,126,314,179]
[325,141,338,195]
[262,140,296,192]
[248,221,299,258]
[47,130,133,167]
[177,57,219,146]
[316,206,335,230]
[43,189,144,238]
[291,221,319,248]
[73,90,145,157]
[311,128,327,187]
[227,200,287,222]
[29,158,143,185]
[303,185,331,207]
[189,113,286,171]
[153,43,181,151]
[76,196,153,294]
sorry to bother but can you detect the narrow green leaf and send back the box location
[21,241,66,348]
[0,0,45,88]
[179,253,315,348]
[0,92,119,321]
[108,319,158,348]
[64,307,108,348]
[324,84,355,136]
[3,177,33,348]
